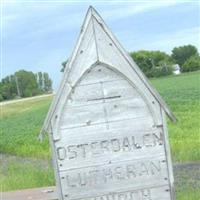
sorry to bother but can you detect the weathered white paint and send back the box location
[41,6,176,200]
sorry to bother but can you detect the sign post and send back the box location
[41,6,176,200]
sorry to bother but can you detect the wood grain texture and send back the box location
[91,7,176,122]
[42,6,175,200]
[59,66,153,131]
[59,156,169,199]
[0,185,172,200]
[40,6,176,139]
[52,64,173,199]
[39,8,95,137]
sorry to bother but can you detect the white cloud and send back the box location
[97,0,184,21]
[148,27,200,52]
[3,0,184,33]
[2,0,198,87]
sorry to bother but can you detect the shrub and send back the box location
[0,94,4,102]
[182,55,200,72]
[147,66,173,77]
[130,50,173,77]
[171,44,198,67]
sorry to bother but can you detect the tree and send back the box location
[147,65,173,77]
[43,72,52,92]
[0,82,3,101]
[182,55,200,72]
[0,94,3,102]
[61,60,68,72]
[130,50,173,77]
[0,70,53,102]
[15,70,38,97]
[38,72,43,91]
[171,44,198,68]
[130,51,152,73]
[0,75,17,100]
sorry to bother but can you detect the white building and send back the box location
[173,64,181,75]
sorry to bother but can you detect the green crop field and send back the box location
[0,71,200,199]
[151,71,200,162]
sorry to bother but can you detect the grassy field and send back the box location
[0,96,52,158]
[0,71,200,199]
[151,71,200,162]
[0,154,54,192]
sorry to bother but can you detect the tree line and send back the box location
[1,44,199,102]
[130,44,200,77]
[60,44,200,77]
[0,70,52,102]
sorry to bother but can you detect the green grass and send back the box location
[0,96,52,159]
[0,155,54,191]
[176,189,200,200]
[151,71,200,162]
[1,72,199,162]
[0,72,200,196]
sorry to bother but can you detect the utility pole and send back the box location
[15,75,21,98]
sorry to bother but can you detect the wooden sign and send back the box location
[40,6,176,200]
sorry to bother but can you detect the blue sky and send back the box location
[1,0,200,89]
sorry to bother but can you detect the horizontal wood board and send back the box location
[1,185,172,200]
[51,65,172,199]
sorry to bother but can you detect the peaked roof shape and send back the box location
[39,6,176,140]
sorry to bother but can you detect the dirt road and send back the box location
[0,94,54,106]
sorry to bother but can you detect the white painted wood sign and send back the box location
[40,6,176,200]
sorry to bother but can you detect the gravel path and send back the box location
[174,162,200,192]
